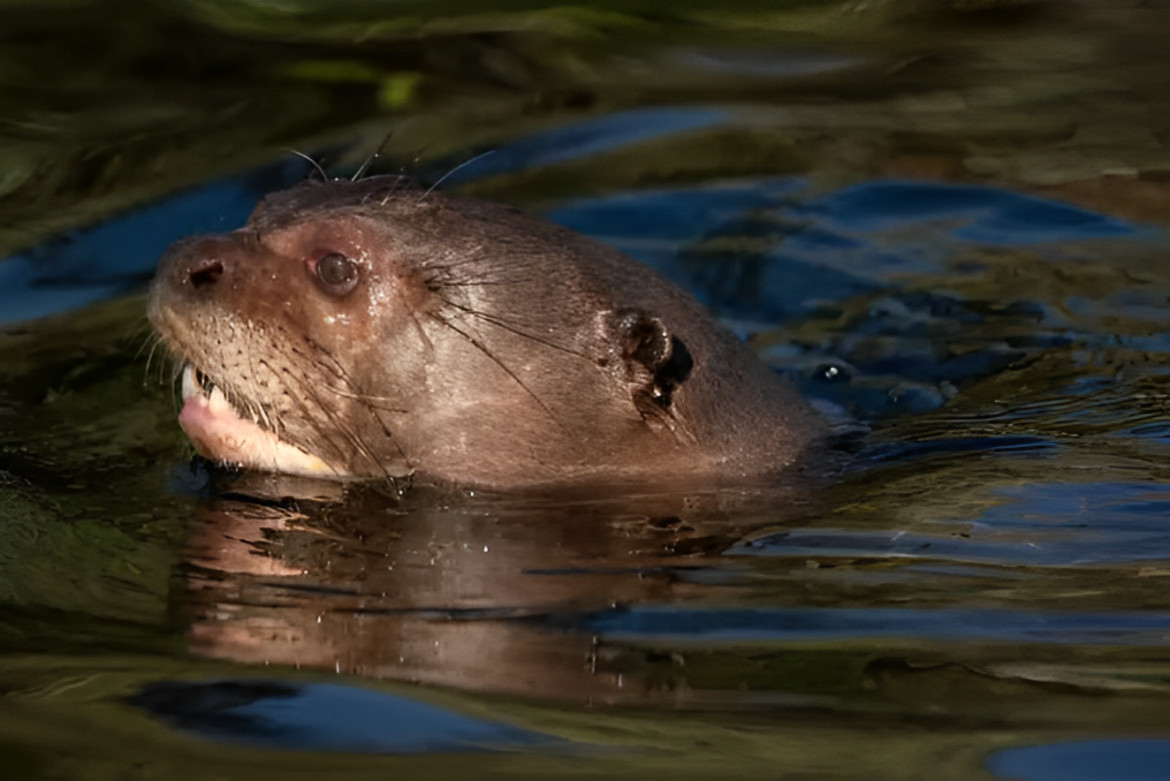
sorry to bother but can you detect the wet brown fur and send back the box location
[149,176,821,488]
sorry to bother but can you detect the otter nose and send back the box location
[188,256,224,289]
[149,232,259,327]
[159,234,241,294]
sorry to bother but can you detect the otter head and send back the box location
[148,175,819,488]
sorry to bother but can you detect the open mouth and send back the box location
[177,363,338,478]
[181,364,237,421]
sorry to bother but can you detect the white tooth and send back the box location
[181,365,198,399]
[208,384,231,414]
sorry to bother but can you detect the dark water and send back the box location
[5,2,1170,779]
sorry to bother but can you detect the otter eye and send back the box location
[313,252,359,295]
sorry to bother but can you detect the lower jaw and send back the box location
[178,367,340,479]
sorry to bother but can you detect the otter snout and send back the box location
[154,235,245,297]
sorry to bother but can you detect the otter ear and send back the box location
[612,309,694,412]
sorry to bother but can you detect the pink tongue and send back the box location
[178,393,336,477]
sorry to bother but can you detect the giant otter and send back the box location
[148,176,821,488]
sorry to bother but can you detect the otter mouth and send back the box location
[177,363,339,478]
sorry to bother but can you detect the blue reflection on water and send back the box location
[549,177,1143,326]
[130,679,558,754]
[584,606,1170,645]
[987,739,1170,780]
[732,481,1170,567]
[794,181,1136,244]
[441,106,728,182]
[985,483,1170,532]
[547,178,805,241]
[0,161,305,324]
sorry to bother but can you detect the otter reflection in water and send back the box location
[149,176,822,489]
[181,476,814,702]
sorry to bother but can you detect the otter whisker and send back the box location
[290,335,415,414]
[244,325,276,431]
[252,397,273,434]
[421,255,527,275]
[432,313,562,425]
[161,355,184,417]
[370,408,413,472]
[246,353,299,473]
[297,338,415,478]
[317,383,409,411]
[132,319,158,360]
[435,295,594,361]
[431,279,527,288]
[300,379,399,481]
[364,175,417,208]
[140,333,165,386]
[423,265,536,289]
[293,345,412,414]
[417,150,496,203]
[289,346,348,387]
[352,131,394,182]
[253,340,406,483]
[288,149,331,182]
[327,386,414,480]
[255,358,353,467]
[299,342,413,412]
[377,175,418,207]
[137,325,182,397]
[301,336,406,399]
[294,335,358,380]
